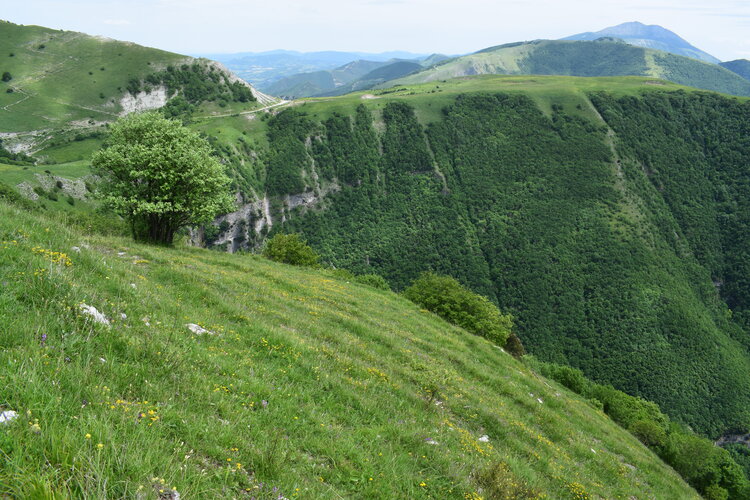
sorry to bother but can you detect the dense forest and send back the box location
[213,91,750,441]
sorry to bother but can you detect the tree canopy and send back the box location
[92,112,234,244]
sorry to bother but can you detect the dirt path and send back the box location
[194,99,290,120]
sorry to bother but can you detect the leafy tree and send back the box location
[92,112,234,244]
[262,233,320,267]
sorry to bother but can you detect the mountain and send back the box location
[266,58,436,99]
[0,197,702,498]
[198,49,429,89]
[0,20,274,161]
[562,21,720,63]
[721,59,750,81]
[317,60,423,97]
[390,39,750,97]
[266,59,394,99]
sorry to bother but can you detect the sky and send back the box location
[3,0,750,61]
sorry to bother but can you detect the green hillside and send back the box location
[721,59,750,81]
[0,198,701,498]
[391,39,750,97]
[0,20,268,159]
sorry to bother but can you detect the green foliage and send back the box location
[264,110,314,195]
[403,273,512,346]
[502,332,526,358]
[262,233,320,267]
[134,63,256,106]
[91,112,234,244]
[0,181,36,210]
[1,71,11,82]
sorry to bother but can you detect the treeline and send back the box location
[127,62,255,109]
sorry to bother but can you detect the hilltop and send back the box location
[562,22,719,63]
[0,20,273,157]
[389,39,750,97]
[0,198,700,498]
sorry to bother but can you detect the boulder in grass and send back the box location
[0,410,18,425]
[80,304,110,326]
[186,323,214,335]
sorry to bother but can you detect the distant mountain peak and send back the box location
[563,22,719,63]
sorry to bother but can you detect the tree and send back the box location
[262,233,320,267]
[1,71,11,82]
[92,112,234,244]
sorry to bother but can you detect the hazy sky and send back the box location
[4,0,750,60]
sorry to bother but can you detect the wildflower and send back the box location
[97,443,104,449]
[419,482,427,487]
[85,433,91,439]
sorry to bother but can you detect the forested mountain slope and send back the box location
[193,77,750,440]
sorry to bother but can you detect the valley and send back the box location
[2,16,750,499]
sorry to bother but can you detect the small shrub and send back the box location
[65,196,75,206]
[55,180,63,189]
[262,233,319,267]
[5,88,12,93]
[503,332,526,358]
[37,44,45,50]
[1,71,11,82]
[354,273,391,291]
[46,191,58,201]
[403,272,512,345]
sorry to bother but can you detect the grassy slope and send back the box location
[0,20,186,131]
[391,40,750,97]
[0,200,697,499]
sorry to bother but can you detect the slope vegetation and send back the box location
[0,199,698,498]
[0,20,268,156]
[392,39,750,97]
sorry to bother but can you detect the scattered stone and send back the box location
[537,398,544,404]
[99,357,107,363]
[79,304,110,326]
[261,399,269,408]
[0,410,18,424]
[117,252,126,256]
[425,437,440,445]
[590,448,597,454]
[478,435,490,443]
[623,463,636,471]
[186,323,213,335]
[120,313,127,320]
[71,246,81,253]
